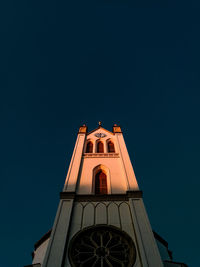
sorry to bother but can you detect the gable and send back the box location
[87,127,114,140]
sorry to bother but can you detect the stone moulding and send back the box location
[60,191,143,201]
[83,153,120,158]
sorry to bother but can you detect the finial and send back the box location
[78,124,87,134]
[113,124,122,133]
[98,121,102,126]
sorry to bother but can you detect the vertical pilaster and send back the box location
[42,125,87,267]
[113,125,139,190]
[42,199,74,267]
[64,125,87,192]
[129,198,164,267]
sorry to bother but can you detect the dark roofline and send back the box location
[164,260,188,267]
[153,231,173,260]
[34,229,52,250]
[153,230,168,247]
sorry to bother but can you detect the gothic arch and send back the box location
[85,139,94,153]
[96,140,104,153]
[92,164,111,194]
[107,139,115,153]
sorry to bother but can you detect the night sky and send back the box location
[0,1,199,267]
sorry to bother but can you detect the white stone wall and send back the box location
[63,200,142,267]
[32,238,49,265]
[64,127,139,194]
[34,199,164,267]
[77,156,127,194]
[61,198,163,267]
[42,200,74,267]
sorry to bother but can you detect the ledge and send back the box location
[83,153,119,158]
[60,191,142,201]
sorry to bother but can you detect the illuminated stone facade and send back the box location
[25,124,188,267]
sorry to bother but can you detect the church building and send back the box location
[25,123,188,267]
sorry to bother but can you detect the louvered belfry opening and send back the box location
[108,141,115,153]
[95,170,107,194]
[97,141,104,153]
[86,141,93,153]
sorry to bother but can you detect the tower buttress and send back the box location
[64,124,87,192]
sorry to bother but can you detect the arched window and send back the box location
[86,141,93,153]
[95,171,107,194]
[97,141,104,153]
[108,141,115,153]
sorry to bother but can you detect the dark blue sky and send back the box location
[0,1,199,266]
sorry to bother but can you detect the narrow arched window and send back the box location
[108,141,115,153]
[97,141,104,153]
[95,171,107,194]
[86,141,93,153]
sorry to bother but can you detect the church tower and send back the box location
[27,123,187,267]
[38,122,164,267]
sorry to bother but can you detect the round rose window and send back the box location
[68,225,136,267]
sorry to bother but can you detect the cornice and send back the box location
[83,153,119,158]
[60,190,143,201]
